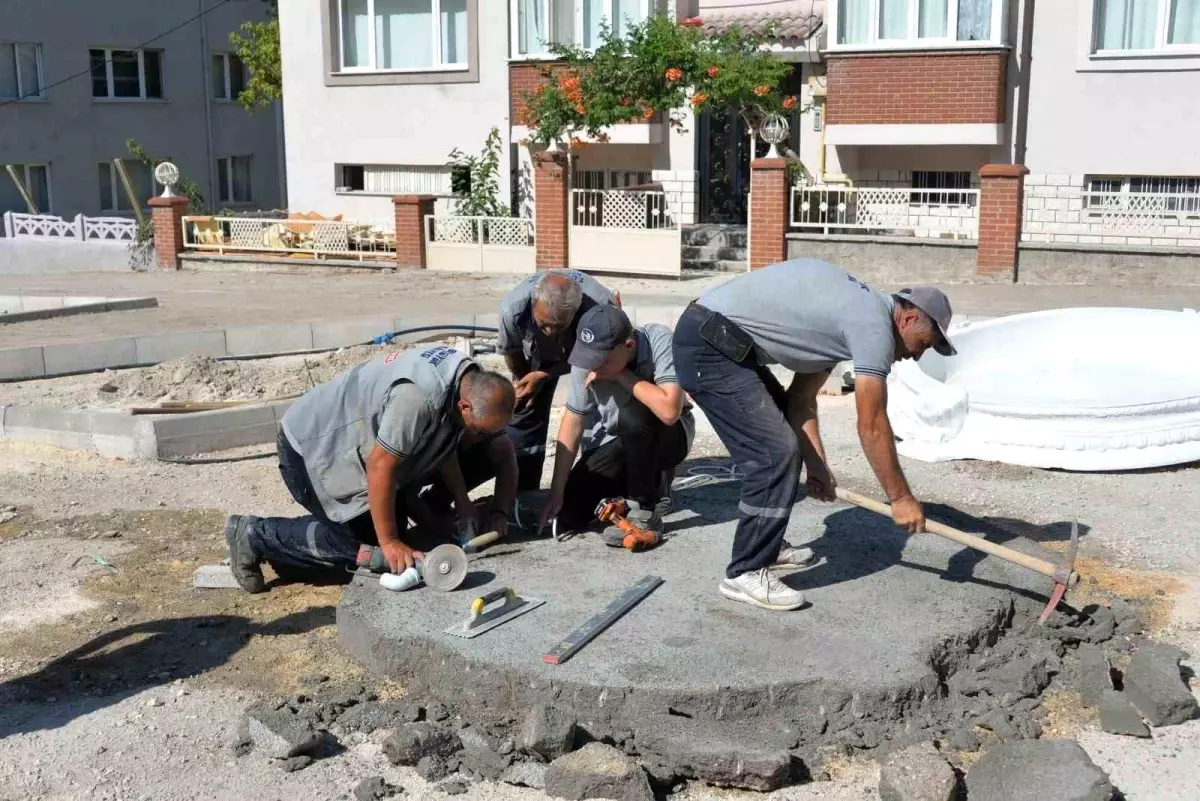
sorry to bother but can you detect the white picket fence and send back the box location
[790,186,981,239]
[425,216,535,274]
[3,211,138,242]
[569,189,682,277]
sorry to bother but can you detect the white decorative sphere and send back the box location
[154,161,180,197]
[759,113,790,145]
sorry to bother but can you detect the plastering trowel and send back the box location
[445,587,544,638]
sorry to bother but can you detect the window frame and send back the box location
[97,161,152,213]
[336,0,470,74]
[212,52,248,101]
[1085,174,1200,216]
[0,43,46,101]
[90,47,165,100]
[8,163,53,213]
[1090,0,1200,57]
[827,0,1007,51]
[510,0,652,59]
[216,156,255,205]
[334,163,456,196]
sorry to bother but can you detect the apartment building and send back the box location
[0,0,283,225]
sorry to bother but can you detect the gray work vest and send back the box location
[282,346,471,523]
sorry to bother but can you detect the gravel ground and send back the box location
[0,391,1197,799]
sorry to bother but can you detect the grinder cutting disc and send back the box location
[421,544,468,592]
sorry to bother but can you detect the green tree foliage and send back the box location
[230,17,282,111]
[448,127,510,217]
[520,17,798,147]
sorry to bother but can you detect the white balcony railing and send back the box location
[1023,186,1200,248]
[3,211,138,241]
[181,216,396,261]
[790,186,980,239]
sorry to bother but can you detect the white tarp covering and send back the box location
[888,307,1200,471]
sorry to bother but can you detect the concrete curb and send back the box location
[0,306,690,382]
[0,400,293,459]
[0,295,158,325]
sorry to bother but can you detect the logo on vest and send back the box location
[384,352,400,364]
[420,345,455,367]
[580,329,595,344]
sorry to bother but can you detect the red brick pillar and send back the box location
[748,158,789,270]
[148,195,190,270]
[533,149,569,269]
[393,194,435,269]
[977,164,1028,281]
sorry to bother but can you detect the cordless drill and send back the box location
[594,498,661,551]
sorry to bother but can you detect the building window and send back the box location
[336,164,455,194]
[1094,0,1200,52]
[572,169,651,189]
[833,0,1000,47]
[513,0,650,57]
[0,43,44,101]
[217,156,254,204]
[212,53,248,101]
[98,161,154,212]
[1085,175,1200,214]
[90,48,164,99]
[2,164,52,214]
[912,170,973,204]
[337,0,469,72]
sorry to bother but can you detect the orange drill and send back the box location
[594,498,661,551]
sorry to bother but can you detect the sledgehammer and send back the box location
[834,488,1080,624]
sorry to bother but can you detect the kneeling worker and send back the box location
[224,345,516,593]
[674,259,956,611]
[538,305,693,544]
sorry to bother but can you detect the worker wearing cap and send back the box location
[222,345,517,593]
[497,270,619,490]
[673,259,956,612]
[538,305,693,544]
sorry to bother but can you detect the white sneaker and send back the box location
[774,541,816,569]
[719,568,806,611]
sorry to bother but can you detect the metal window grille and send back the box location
[911,170,973,205]
[1086,175,1200,215]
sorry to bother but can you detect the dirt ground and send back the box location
[1,389,1198,799]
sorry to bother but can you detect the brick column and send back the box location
[148,195,190,271]
[393,194,436,269]
[977,164,1028,281]
[748,158,789,270]
[533,149,569,269]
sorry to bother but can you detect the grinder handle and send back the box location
[834,488,1064,581]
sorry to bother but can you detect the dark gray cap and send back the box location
[569,304,634,371]
[897,286,957,356]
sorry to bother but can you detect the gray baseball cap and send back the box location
[897,286,957,356]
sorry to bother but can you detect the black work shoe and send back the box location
[224,515,267,594]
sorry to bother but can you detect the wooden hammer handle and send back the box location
[834,488,1062,581]
[464,530,502,553]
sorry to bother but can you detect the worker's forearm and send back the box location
[367,465,402,547]
[504,351,530,379]
[439,452,473,513]
[858,416,912,502]
[549,415,584,497]
[488,438,519,516]
[624,376,681,425]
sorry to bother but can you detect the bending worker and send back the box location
[538,305,693,543]
[224,345,516,593]
[498,269,617,490]
[673,258,956,612]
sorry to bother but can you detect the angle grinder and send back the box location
[355,542,468,592]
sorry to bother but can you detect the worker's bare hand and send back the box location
[488,511,509,539]
[612,290,622,309]
[538,492,564,535]
[803,464,837,502]
[382,540,423,573]
[584,371,598,388]
[513,371,548,407]
[891,495,926,534]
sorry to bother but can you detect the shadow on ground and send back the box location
[0,607,334,739]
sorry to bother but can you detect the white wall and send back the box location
[1023,0,1200,176]
[280,0,512,227]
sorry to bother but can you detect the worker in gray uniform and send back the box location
[537,304,693,542]
[497,269,617,491]
[223,345,516,593]
[673,259,956,611]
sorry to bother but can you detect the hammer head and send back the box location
[595,498,628,524]
[1038,519,1080,625]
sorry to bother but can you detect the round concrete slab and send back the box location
[338,479,1056,757]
